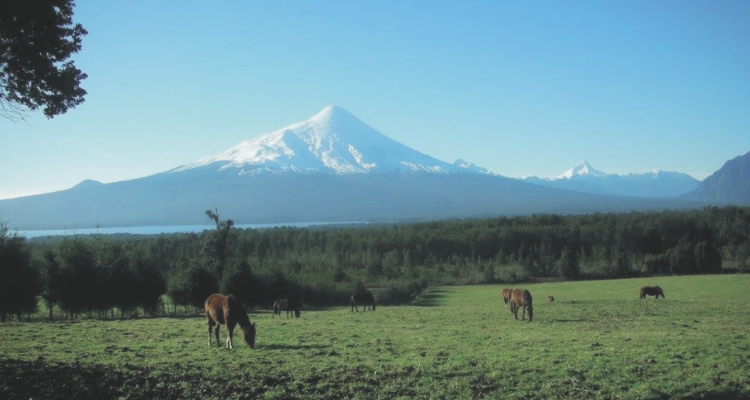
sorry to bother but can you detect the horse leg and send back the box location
[207,319,215,346]
[521,305,526,321]
[226,325,234,349]
[214,325,221,347]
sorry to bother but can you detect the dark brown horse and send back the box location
[286,296,301,318]
[350,292,376,312]
[510,289,533,322]
[502,288,513,307]
[639,286,665,299]
[205,294,256,349]
[272,298,288,318]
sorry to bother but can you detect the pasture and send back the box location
[1,275,749,399]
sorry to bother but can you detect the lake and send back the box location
[18,221,366,239]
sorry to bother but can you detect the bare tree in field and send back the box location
[204,209,234,278]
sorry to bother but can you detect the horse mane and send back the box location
[226,294,252,330]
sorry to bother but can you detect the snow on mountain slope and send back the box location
[173,106,487,176]
[556,161,607,179]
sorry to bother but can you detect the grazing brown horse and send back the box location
[639,286,665,299]
[350,292,376,312]
[547,295,555,302]
[273,298,288,318]
[502,288,513,307]
[510,289,533,322]
[205,294,256,349]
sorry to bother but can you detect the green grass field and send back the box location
[1,275,749,399]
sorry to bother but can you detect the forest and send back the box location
[1,206,749,321]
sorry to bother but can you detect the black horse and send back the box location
[286,296,302,318]
[272,298,288,318]
[350,292,376,312]
[639,286,665,299]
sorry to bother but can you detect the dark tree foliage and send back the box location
[98,241,133,317]
[54,238,99,316]
[0,0,87,121]
[557,246,579,280]
[39,237,167,319]
[39,248,61,320]
[134,256,167,315]
[19,206,750,319]
[168,266,218,309]
[0,224,41,321]
[220,260,260,307]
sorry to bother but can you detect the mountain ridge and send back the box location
[521,161,700,197]
[683,150,750,204]
[0,106,711,230]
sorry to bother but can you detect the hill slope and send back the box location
[683,150,750,204]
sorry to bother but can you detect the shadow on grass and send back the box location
[260,343,324,351]
[412,288,449,307]
[672,389,749,400]
[550,318,593,323]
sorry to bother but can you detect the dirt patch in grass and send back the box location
[0,358,267,399]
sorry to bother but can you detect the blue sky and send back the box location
[2,0,749,200]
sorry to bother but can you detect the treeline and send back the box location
[2,206,749,321]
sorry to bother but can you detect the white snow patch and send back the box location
[171,105,493,176]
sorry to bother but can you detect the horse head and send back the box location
[242,322,256,348]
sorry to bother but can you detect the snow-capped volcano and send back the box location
[556,161,607,179]
[0,107,709,230]
[174,105,483,175]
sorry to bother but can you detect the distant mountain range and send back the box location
[521,161,701,197]
[0,106,745,231]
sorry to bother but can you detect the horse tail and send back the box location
[525,290,533,322]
